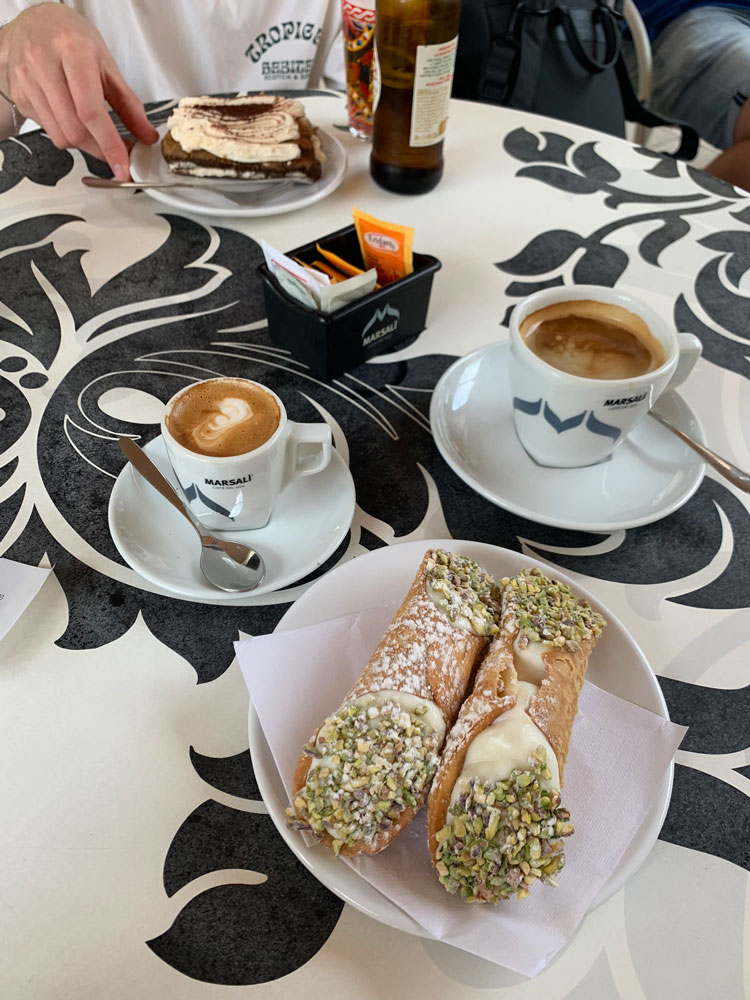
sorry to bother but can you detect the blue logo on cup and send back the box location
[513,397,621,443]
[182,481,242,520]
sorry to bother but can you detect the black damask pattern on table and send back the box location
[500,127,750,381]
[503,128,744,205]
[1,206,744,623]
[2,137,749,986]
[2,198,746,647]
[658,676,750,878]
[660,762,750,875]
[148,802,344,986]
[530,476,750,610]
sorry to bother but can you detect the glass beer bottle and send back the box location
[370,0,461,195]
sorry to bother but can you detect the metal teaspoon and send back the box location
[118,437,266,593]
[649,410,750,493]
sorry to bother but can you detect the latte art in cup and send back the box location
[160,376,332,530]
[520,300,666,381]
[165,378,281,457]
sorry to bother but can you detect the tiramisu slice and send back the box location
[161,95,324,181]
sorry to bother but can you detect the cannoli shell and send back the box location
[527,634,596,778]
[292,550,490,856]
[427,636,517,859]
[427,606,597,860]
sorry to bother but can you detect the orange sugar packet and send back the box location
[292,257,334,281]
[310,259,347,283]
[292,256,340,283]
[315,242,365,278]
[293,256,318,271]
[352,207,414,286]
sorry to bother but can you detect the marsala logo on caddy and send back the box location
[362,304,400,346]
[603,392,648,407]
[205,474,253,487]
[245,22,322,61]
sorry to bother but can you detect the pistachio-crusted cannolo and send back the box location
[427,568,606,902]
[288,549,502,857]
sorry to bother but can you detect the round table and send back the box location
[0,91,748,999]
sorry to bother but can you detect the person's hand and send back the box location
[0,2,159,178]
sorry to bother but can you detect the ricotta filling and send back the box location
[450,680,560,807]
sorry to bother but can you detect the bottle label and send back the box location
[409,36,458,148]
[372,41,380,115]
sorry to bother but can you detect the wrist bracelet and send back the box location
[0,88,21,134]
[0,19,21,135]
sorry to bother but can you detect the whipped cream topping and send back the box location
[167,96,306,163]
[189,396,255,451]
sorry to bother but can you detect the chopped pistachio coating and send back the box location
[426,549,502,636]
[501,567,606,648]
[434,748,573,903]
[291,698,441,852]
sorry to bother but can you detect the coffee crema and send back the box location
[166,378,281,457]
[520,300,666,380]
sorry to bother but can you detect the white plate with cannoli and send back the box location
[247,540,676,945]
[430,341,706,532]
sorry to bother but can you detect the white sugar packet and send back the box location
[235,604,686,977]
[0,557,51,643]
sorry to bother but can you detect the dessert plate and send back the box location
[108,436,355,600]
[129,125,347,218]
[430,341,706,532]
[249,538,673,937]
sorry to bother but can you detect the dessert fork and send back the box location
[82,175,295,191]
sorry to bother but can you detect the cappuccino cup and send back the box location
[508,286,702,468]
[161,377,332,530]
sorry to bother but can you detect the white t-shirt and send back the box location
[0,0,344,100]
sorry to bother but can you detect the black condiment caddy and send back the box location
[258,224,441,381]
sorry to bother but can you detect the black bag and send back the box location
[452,0,699,159]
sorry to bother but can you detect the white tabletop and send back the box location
[0,91,748,999]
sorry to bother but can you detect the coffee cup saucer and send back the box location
[430,341,706,533]
[108,435,356,601]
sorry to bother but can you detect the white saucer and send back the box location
[249,539,673,937]
[430,341,706,532]
[130,125,347,218]
[108,436,355,600]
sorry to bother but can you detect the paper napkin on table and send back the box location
[0,557,51,643]
[235,604,686,978]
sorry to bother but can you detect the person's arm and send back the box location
[0,2,157,177]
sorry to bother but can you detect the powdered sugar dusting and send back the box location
[347,587,484,723]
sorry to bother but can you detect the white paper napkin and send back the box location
[0,557,51,643]
[235,603,686,977]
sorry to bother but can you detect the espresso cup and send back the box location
[508,286,702,468]
[161,377,332,530]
